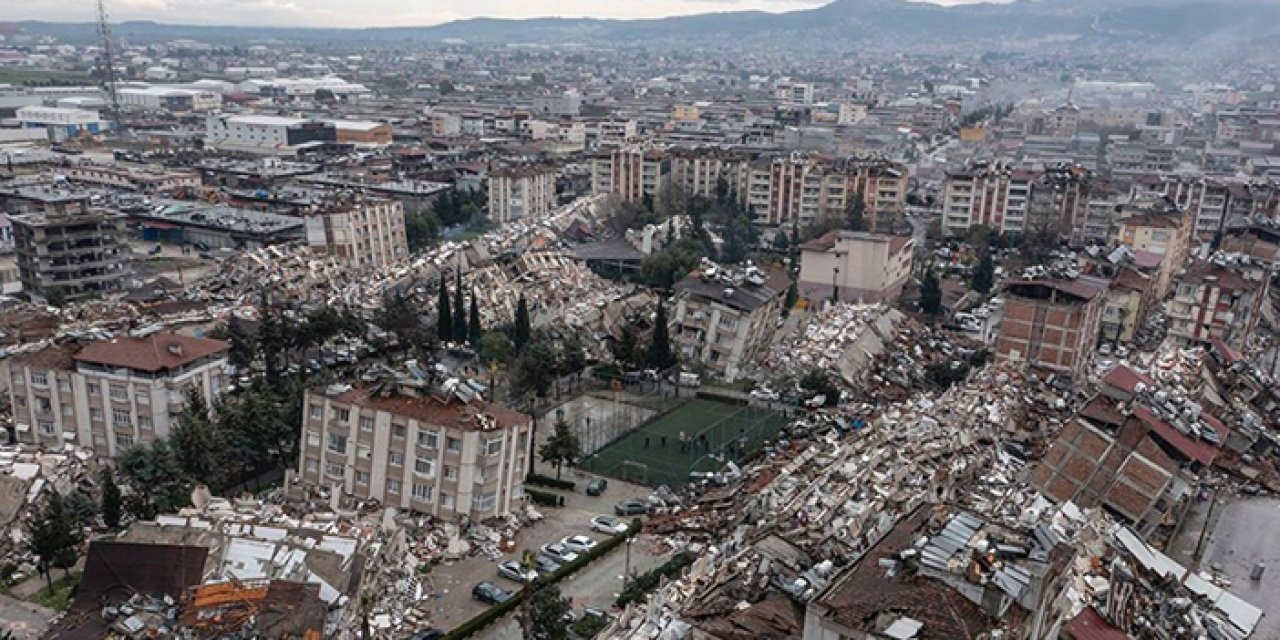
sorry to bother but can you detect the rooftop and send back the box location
[74,332,230,373]
[321,385,530,431]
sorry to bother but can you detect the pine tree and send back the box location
[170,387,227,490]
[453,272,467,342]
[971,250,995,295]
[469,289,482,345]
[100,467,122,529]
[645,304,676,370]
[538,418,582,480]
[513,294,532,352]
[437,277,453,343]
[26,490,81,590]
[921,268,943,316]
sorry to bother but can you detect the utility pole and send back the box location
[96,0,122,134]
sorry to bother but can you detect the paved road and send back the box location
[0,593,55,640]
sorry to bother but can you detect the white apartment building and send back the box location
[1,332,230,457]
[798,231,915,303]
[590,147,668,203]
[593,119,638,146]
[941,164,1034,237]
[305,199,408,269]
[671,264,791,382]
[487,165,557,224]
[297,384,533,520]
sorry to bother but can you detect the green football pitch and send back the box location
[580,398,790,487]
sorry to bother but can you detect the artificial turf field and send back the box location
[580,398,790,487]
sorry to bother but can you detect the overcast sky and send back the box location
[0,0,1005,29]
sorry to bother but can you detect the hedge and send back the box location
[615,551,692,607]
[525,488,566,508]
[443,521,643,640]
[525,473,576,491]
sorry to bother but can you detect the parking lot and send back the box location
[425,475,668,633]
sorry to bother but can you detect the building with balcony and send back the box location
[1166,258,1269,351]
[487,164,557,224]
[1115,203,1191,300]
[3,185,132,302]
[941,163,1035,237]
[590,147,667,204]
[995,276,1108,380]
[797,230,914,304]
[304,198,407,269]
[1101,266,1154,344]
[671,264,790,382]
[296,383,532,521]
[0,331,230,457]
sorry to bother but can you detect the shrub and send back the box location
[525,488,565,508]
[525,473,575,491]
[616,551,692,607]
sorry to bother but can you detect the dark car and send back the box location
[407,630,444,640]
[614,499,649,516]
[586,478,607,496]
[533,554,562,576]
[472,581,512,605]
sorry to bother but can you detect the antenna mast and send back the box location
[96,0,122,134]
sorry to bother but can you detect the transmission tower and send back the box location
[96,0,122,134]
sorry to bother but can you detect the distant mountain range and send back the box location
[13,0,1280,53]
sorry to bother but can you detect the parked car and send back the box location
[148,244,162,256]
[497,560,538,583]
[590,515,628,535]
[614,500,649,516]
[471,581,512,605]
[540,542,580,564]
[560,535,597,554]
[586,478,607,496]
[533,554,562,575]
[750,387,780,402]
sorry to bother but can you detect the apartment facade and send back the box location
[942,164,1034,237]
[996,277,1108,380]
[797,230,915,303]
[1,332,230,457]
[590,147,667,203]
[296,384,533,520]
[487,165,557,224]
[64,163,201,193]
[1130,175,1231,237]
[4,187,133,302]
[304,199,408,269]
[1167,258,1268,351]
[1115,206,1191,299]
[670,265,790,382]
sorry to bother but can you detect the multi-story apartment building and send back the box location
[64,162,201,193]
[1029,166,1093,242]
[1166,258,1269,351]
[487,165,557,224]
[996,276,1108,380]
[1,331,230,457]
[668,148,751,200]
[741,154,908,230]
[942,163,1034,237]
[1102,267,1155,344]
[1115,203,1191,299]
[670,264,790,382]
[1131,175,1232,237]
[797,230,915,303]
[590,147,668,204]
[304,198,408,269]
[296,383,532,520]
[3,185,132,302]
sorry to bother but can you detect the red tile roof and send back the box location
[12,344,77,371]
[326,386,530,431]
[1064,607,1130,640]
[73,333,230,373]
[1102,365,1157,395]
[1133,405,1221,466]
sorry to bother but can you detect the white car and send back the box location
[750,387,781,402]
[497,560,537,583]
[560,535,598,554]
[540,543,580,564]
[591,515,628,535]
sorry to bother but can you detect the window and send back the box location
[61,404,74,417]
[333,408,350,422]
[35,397,51,414]
[116,433,134,448]
[325,461,345,478]
[58,380,71,393]
[38,421,55,437]
[355,470,370,486]
[356,444,371,459]
[309,405,323,420]
[30,372,47,387]
[392,423,406,438]
[414,459,434,476]
[112,409,131,427]
[417,431,439,449]
[485,438,503,456]
[327,433,348,454]
[412,483,433,501]
[359,416,375,432]
[110,385,127,401]
[140,415,155,430]
[11,372,22,385]
[14,396,24,407]
[386,479,401,495]
[441,493,454,509]
[90,408,103,421]
[389,451,404,467]
[473,492,496,512]
[87,383,99,396]
[135,393,150,405]
[446,437,462,453]
[305,457,319,473]
[444,465,457,481]
[306,431,320,447]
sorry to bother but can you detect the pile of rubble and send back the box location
[0,446,103,588]
[757,303,907,385]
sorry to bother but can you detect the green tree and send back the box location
[645,304,676,370]
[529,584,573,640]
[513,294,532,352]
[100,467,122,529]
[799,369,839,407]
[404,210,441,252]
[560,338,586,376]
[65,490,98,528]
[44,287,68,308]
[256,293,287,386]
[971,250,995,295]
[226,318,256,372]
[437,277,453,343]
[469,290,482,345]
[920,268,943,316]
[538,418,582,480]
[26,490,83,590]
[784,281,799,317]
[610,323,640,369]
[479,331,513,364]
[170,387,227,489]
[513,339,556,398]
[846,190,867,232]
[772,232,791,251]
[453,273,467,342]
[117,440,189,518]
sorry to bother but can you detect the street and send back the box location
[0,593,55,640]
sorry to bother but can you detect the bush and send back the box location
[616,552,692,607]
[571,611,610,638]
[525,488,565,508]
[525,473,575,491]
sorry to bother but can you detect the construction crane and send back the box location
[96,0,122,134]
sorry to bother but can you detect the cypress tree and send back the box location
[453,272,467,341]
[469,289,482,345]
[645,304,676,370]
[514,294,532,352]
[437,277,453,342]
